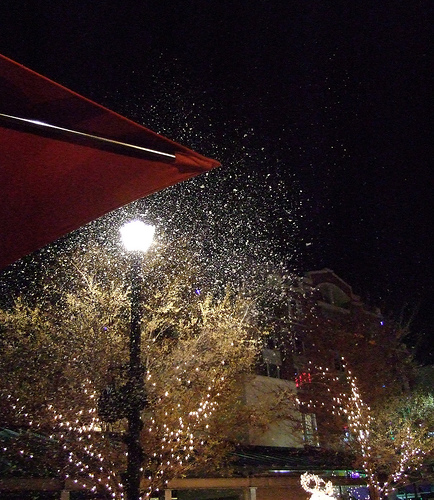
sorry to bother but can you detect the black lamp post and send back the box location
[120,220,155,500]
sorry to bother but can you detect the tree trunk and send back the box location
[369,483,381,500]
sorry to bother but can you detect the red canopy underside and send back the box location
[0,54,220,269]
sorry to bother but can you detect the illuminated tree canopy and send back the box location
[0,241,265,498]
[288,292,434,500]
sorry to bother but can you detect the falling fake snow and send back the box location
[0,54,337,500]
[0,68,309,299]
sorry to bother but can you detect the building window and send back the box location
[333,353,345,373]
[291,335,305,355]
[318,282,351,308]
[302,413,319,446]
[343,425,352,443]
[262,348,282,378]
[289,299,302,318]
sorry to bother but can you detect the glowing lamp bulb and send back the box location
[120,221,155,252]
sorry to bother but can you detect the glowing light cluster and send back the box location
[141,365,224,498]
[300,472,336,499]
[300,356,431,499]
[3,383,125,499]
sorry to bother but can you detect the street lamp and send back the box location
[120,220,155,253]
[120,220,155,500]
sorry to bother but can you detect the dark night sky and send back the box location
[0,1,432,362]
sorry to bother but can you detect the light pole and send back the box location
[120,220,155,500]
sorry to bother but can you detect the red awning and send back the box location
[0,54,220,269]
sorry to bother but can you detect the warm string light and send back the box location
[340,361,428,497]
[390,424,426,486]
[143,369,223,498]
[299,355,430,499]
[139,346,245,499]
[4,382,125,499]
[315,359,381,495]
[48,406,124,499]
[3,296,256,500]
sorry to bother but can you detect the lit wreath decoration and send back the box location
[300,472,336,499]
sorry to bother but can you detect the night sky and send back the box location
[0,1,432,363]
